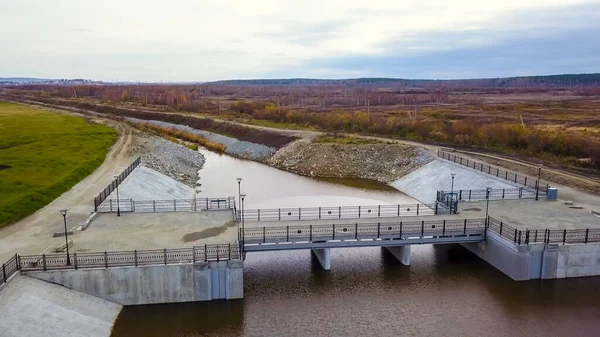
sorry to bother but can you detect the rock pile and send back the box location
[268,139,433,183]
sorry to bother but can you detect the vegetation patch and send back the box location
[313,134,392,145]
[131,122,225,153]
[0,103,117,227]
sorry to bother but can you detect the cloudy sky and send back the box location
[1,0,599,81]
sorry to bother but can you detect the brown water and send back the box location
[112,245,600,337]
[111,149,600,337]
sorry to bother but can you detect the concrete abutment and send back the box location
[25,260,244,305]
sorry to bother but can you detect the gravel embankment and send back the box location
[127,118,276,161]
[268,139,434,183]
[132,135,205,187]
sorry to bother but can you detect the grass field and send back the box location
[0,103,117,227]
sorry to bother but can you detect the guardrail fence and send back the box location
[239,203,439,222]
[15,244,239,273]
[487,217,600,245]
[0,254,19,285]
[437,187,544,203]
[94,157,141,211]
[438,151,549,193]
[96,197,235,213]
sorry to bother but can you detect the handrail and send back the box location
[437,150,549,192]
[240,203,440,222]
[96,196,236,213]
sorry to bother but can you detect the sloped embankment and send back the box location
[268,139,434,183]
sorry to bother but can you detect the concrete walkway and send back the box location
[0,275,122,337]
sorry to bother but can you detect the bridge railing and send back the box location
[437,150,549,192]
[96,197,235,213]
[242,218,486,245]
[15,244,239,272]
[240,203,437,222]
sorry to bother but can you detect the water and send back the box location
[111,150,600,337]
[195,149,417,208]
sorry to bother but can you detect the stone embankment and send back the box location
[268,139,434,183]
[132,134,205,187]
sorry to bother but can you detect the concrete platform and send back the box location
[0,275,121,337]
[458,199,600,230]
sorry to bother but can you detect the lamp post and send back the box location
[236,178,242,219]
[114,175,121,217]
[60,209,71,266]
[240,193,246,253]
[485,187,492,239]
[485,187,492,222]
[450,173,456,214]
[535,167,542,201]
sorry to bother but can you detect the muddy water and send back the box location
[195,148,417,208]
[111,149,600,337]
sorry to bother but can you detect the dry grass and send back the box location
[131,122,226,152]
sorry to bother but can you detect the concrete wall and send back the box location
[26,260,243,306]
[462,231,600,280]
[0,275,121,337]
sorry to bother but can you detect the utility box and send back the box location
[547,187,558,200]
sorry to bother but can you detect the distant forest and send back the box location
[211,73,600,87]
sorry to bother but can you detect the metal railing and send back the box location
[239,203,438,222]
[96,197,235,213]
[487,217,600,245]
[242,218,486,246]
[437,188,544,203]
[94,157,141,211]
[0,254,19,285]
[16,244,239,272]
[438,151,549,192]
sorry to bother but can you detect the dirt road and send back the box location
[0,118,137,261]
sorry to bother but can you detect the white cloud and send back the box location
[0,0,596,81]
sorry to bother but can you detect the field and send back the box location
[1,76,600,172]
[0,102,117,227]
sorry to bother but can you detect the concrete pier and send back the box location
[311,248,331,270]
[384,246,411,265]
[26,260,244,305]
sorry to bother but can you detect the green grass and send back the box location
[0,103,117,227]
[312,134,392,145]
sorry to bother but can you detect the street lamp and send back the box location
[114,175,121,217]
[240,193,246,253]
[535,167,542,201]
[484,187,492,240]
[450,173,456,213]
[236,178,242,219]
[485,187,492,222]
[60,209,71,266]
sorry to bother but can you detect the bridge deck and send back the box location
[242,218,486,251]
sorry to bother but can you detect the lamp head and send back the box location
[60,209,68,216]
[451,173,456,178]
[240,193,246,200]
[236,177,242,183]
[113,175,119,181]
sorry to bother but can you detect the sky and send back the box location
[1,0,599,81]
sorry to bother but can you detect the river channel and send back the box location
[111,149,600,337]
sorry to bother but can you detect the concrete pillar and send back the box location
[385,245,411,266]
[311,248,331,270]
